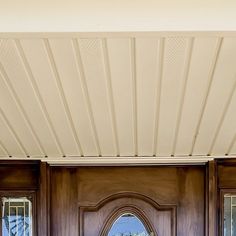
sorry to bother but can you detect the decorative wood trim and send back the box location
[37,162,50,236]
[45,156,213,165]
[208,160,217,236]
[79,192,177,210]
[79,192,177,236]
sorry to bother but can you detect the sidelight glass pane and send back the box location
[233,207,236,236]
[108,213,150,236]
[232,197,236,205]
[224,194,236,236]
[2,197,32,236]
[224,196,231,236]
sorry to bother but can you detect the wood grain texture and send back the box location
[80,193,176,236]
[176,167,205,236]
[0,161,208,236]
[50,167,78,236]
[218,164,236,188]
[208,161,217,236]
[37,162,50,236]
[0,160,39,190]
[77,167,179,205]
[77,166,205,236]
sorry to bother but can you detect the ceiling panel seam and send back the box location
[0,39,27,156]
[227,120,236,154]
[0,106,28,156]
[101,38,120,156]
[0,41,46,156]
[15,39,65,156]
[130,38,138,156]
[0,140,9,156]
[43,39,84,156]
[153,38,165,156]
[171,37,194,156]
[190,37,223,155]
[72,38,102,156]
[208,73,236,155]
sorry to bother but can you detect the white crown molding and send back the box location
[1,155,234,165]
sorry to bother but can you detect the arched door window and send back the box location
[108,213,152,236]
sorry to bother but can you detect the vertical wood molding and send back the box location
[38,162,50,236]
[50,167,78,236]
[208,160,217,236]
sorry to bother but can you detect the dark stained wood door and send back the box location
[50,166,206,236]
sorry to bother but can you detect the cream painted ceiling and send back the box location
[0,33,236,163]
[1,0,236,31]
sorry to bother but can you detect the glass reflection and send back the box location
[108,213,150,236]
[2,197,32,236]
[224,194,236,236]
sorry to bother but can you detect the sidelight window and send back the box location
[1,197,33,236]
[108,213,152,236]
[224,194,236,236]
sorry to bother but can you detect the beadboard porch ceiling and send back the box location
[1,0,236,164]
[0,32,236,164]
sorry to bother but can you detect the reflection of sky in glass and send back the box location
[3,220,8,235]
[3,216,31,236]
[108,213,149,236]
[2,197,32,236]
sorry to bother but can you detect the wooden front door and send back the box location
[51,166,206,236]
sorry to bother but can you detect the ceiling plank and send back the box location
[193,38,236,155]
[106,38,135,156]
[78,38,116,156]
[135,38,161,156]
[43,39,84,156]
[20,39,80,156]
[156,37,188,156]
[175,37,219,156]
[49,38,99,156]
[15,39,64,157]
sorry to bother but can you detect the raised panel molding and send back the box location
[79,192,177,236]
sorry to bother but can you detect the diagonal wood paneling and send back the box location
[193,38,236,155]
[20,39,81,156]
[211,77,236,156]
[0,33,236,162]
[175,37,220,156]
[0,108,25,157]
[0,40,44,156]
[49,39,98,156]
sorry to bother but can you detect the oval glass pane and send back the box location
[108,213,150,236]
